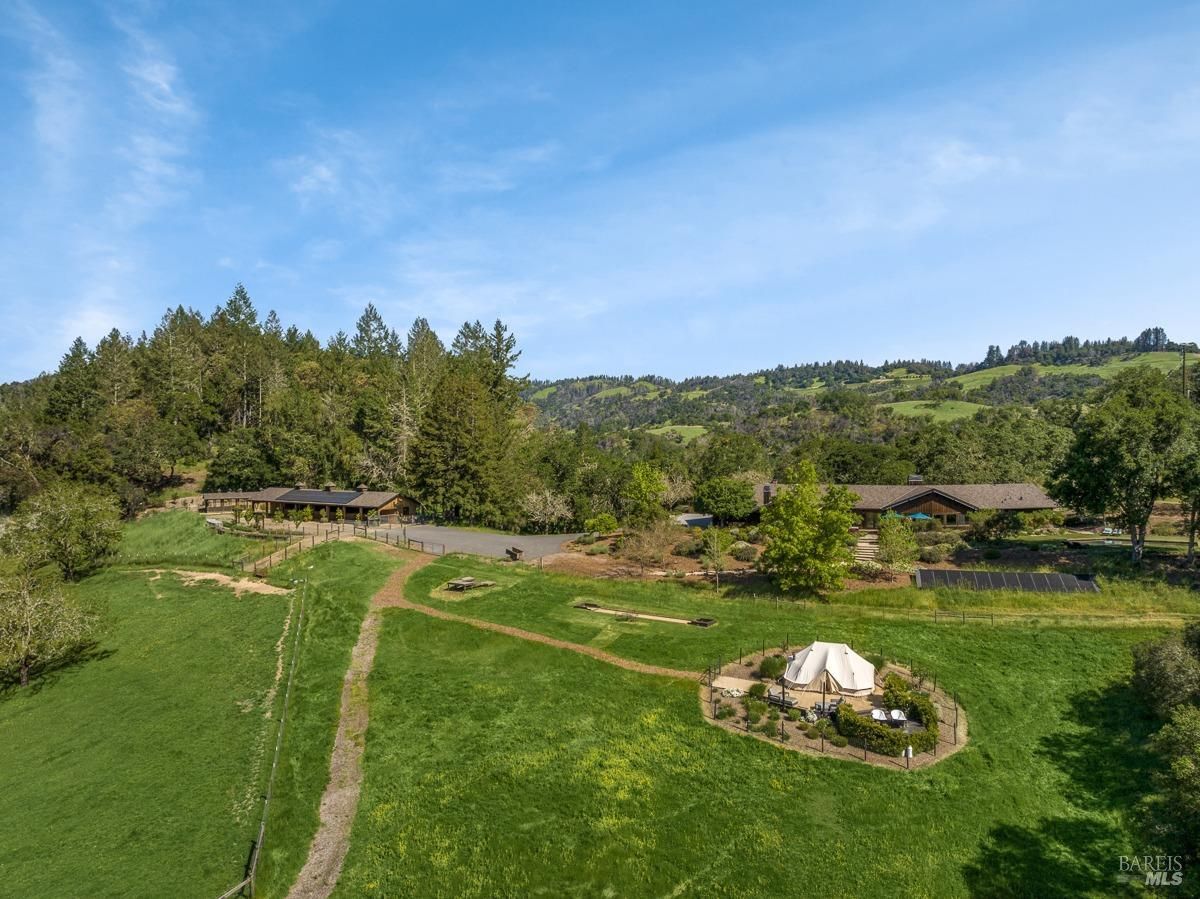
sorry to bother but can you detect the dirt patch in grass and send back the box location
[144,569,292,596]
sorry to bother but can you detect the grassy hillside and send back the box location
[0,567,291,898]
[526,350,1197,432]
[116,510,258,569]
[950,351,1199,391]
[331,557,1174,897]
[881,399,989,421]
[645,424,708,443]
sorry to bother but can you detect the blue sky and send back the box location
[2,1,1199,382]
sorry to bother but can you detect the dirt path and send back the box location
[286,550,430,899]
[373,589,702,681]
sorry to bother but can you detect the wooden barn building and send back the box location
[201,483,418,520]
[754,476,1055,528]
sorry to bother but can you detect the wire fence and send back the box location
[704,646,964,770]
[215,578,308,898]
[352,524,446,556]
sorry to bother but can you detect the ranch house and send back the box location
[201,483,418,520]
[754,475,1056,528]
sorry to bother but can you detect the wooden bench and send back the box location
[506,546,525,561]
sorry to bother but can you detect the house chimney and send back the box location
[322,482,335,492]
[356,483,368,493]
[295,481,307,490]
[907,474,924,485]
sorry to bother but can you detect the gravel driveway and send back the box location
[383,525,581,560]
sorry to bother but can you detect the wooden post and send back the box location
[954,693,959,744]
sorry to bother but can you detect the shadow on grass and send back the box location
[962,677,1161,895]
[0,642,115,700]
[962,817,1133,898]
[1037,680,1160,813]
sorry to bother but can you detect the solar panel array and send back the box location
[914,569,1100,593]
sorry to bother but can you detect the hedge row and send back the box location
[835,676,941,756]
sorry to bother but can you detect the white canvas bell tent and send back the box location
[782,641,875,697]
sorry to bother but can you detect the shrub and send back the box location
[731,543,758,563]
[786,708,802,722]
[672,538,702,557]
[576,533,596,546]
[919,545,948,564]
[744,699,768,724]
[748,682,768,699]
[982,548,1002,560]
[746,528,764,544]
[758,655,787,680]
[882,672,912,710]
[1133,639,1200,717]
[831,735,849,748]
[715,704,736,720]
[849,560,888,581]
[805,726,820,739]
[584,513,619,534]
[766,708,780,722]
[586,543,609,556]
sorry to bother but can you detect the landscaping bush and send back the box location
[805,726,820,739]
[748,682,768,699]
[757,655,787,680]
[915,530,949,547]
[586,543,609,556]
[849,560,888,581]
[744,699,768,724]
[672,538,702,557]
[584,514,618,534]
[919,545,948,564]
[786,708,802,722]
[715,704,736,720]
[731,543,758,563]
[831,735,849,748]
[576,533,596,546]
[982,547,1002,560]
[882,673,912,710]
[766,708,780,722]
[745,528,764,545]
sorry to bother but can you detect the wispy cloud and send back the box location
[7,1,87,183]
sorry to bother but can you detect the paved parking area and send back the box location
[390,525,581,560]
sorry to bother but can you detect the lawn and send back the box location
[115,509,259,569]
[335,561,1171,897]
[881,400,989,421]
[0,567,291,898]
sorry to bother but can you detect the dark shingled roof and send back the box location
[755,482,1056,512]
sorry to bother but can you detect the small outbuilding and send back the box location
[782,641,876,697]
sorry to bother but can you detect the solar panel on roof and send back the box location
[915,569,1100,593]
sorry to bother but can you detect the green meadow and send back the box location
[881,399,990,421]
[333,555,1175,897]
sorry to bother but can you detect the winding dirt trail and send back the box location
[288,545,700,899]
[373,589,702,681]
[286,550,430,899]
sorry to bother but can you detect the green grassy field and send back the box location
[252,542,399,898]
[115,509,259,569]
[0,567,291,898]
[333,557,1172,897]
[0,512,397,899]
[646,424,709,443]
[949,351,1199,391]
[881,400,989,421]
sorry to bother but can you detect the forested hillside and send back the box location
[1,287,1196,532]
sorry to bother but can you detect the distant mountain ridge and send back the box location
[525,327,1197,431]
